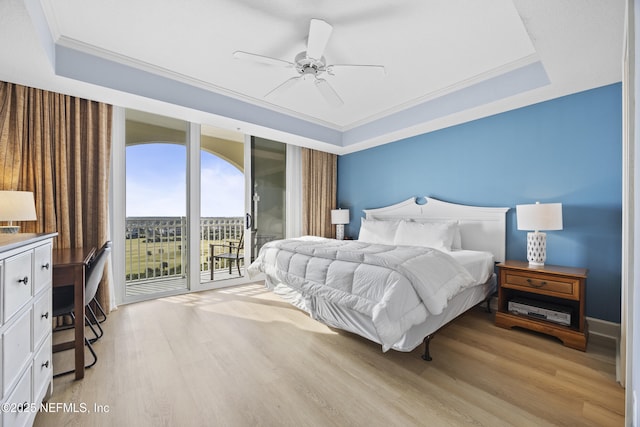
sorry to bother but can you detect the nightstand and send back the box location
[495,260,588,351]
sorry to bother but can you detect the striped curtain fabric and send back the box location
[0,81,113,312]
[301,148,337,238]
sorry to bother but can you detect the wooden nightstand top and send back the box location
[497,260,588,278]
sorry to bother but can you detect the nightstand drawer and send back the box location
[504,272,579,298]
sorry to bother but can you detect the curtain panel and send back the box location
[301,148,337,238]
[0,81,113,312]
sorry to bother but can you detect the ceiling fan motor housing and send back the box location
[295,51,326,77]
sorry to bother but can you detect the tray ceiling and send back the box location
[0,0,625,153]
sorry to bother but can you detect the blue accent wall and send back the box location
[338,83,622,322]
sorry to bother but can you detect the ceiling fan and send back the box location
[233,19,385,107]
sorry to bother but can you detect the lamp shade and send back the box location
[516,202,562,231]
[0,191,37,221]
[331,209,350,225]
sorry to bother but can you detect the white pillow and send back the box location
[394,220,457,251]
[358,218,400,245]
[409,220,462,249]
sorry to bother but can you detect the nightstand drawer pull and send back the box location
[526,278,547,288]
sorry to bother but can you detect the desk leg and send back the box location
[73,265,86,380]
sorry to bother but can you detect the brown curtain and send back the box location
[0,81,113,313]
[301,148,337,238]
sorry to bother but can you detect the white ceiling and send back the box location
[0,0,625,154]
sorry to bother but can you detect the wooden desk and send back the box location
[52,247,96,380]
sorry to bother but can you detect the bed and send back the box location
[248,197,509,360]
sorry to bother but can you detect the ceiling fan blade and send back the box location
[306,19,333,60]
[315,78,344,107]
[327,64,386,76]
[233,51,294,68]
[265,76,302,98]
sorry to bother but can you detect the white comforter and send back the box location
[248,237,477,351]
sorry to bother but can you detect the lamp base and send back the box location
[335,224,345,240]
[527,231,546,266]
[0,226,20,234]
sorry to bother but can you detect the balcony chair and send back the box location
[210,231,244,280]
[52,241,111,377]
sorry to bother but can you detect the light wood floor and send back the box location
[36,283,624,427]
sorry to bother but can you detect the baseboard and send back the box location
[587,317,621,384]
[587,316,621,341]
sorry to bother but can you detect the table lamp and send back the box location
[516,201,563,266]
[331,208,350,240]
[0,191,37,233]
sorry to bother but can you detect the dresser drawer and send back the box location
[4,251,33,323]
[2,368,32,427]
[503,272,579,299]
[33,243,52,295]
[0,262,3,327]
[3,308,32,396]
[32,289,51,350]
[33,335,52,403]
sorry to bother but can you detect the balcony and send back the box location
[125,216,244,297]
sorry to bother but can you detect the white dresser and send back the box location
[0,233,56,427]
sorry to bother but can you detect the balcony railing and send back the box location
[125,216,244,285]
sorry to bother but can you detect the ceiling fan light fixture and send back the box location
[301,71,316,81]
[233,18,385,107]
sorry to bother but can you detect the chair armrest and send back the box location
[210,242,239,252]
[210,243,232,251]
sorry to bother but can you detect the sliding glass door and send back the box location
[248,137,287,262]
[200,126,245,284]
[113,108,296,305]
[124,110,188,299]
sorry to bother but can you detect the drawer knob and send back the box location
[42,360,50,368]
[18,276,29,285]
[42,262,50,270]
[41,312,49,319]
[526,278,547,288]
[18,401,28,412]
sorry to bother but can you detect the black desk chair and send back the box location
[210,232,244,280]
[91,297,108,324]
[52,241,111,377]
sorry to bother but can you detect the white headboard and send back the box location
[363,197,510,262]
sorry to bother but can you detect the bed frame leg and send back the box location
[485,297,492,313]
[421,335,433,361]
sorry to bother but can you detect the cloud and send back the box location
[200,164,244,217]
[126,174,187,216]
[125,145,244,218]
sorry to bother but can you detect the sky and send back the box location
[126,143,244,217]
